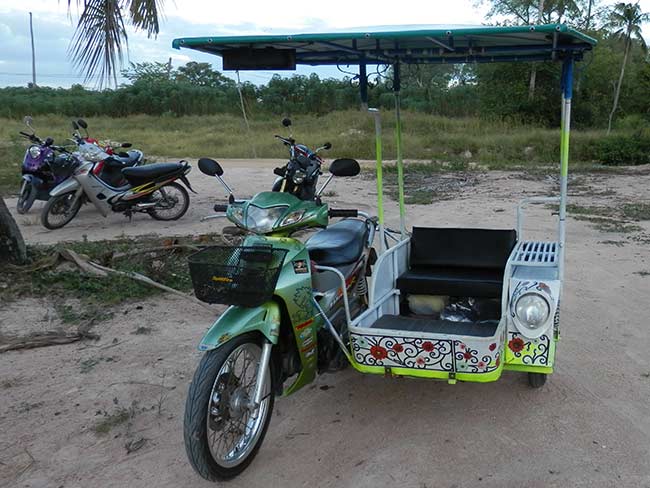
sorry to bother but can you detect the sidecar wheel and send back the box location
[527,372,547,388]
[184,333,274,481]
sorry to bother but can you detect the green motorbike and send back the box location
[184,156,376,480]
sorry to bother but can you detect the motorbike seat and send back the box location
[122,162,185,184]
[306,219,368,267]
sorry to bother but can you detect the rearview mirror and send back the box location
[77,119,88,129]
[71,120,79,130]
[323,142,332,150]
[121,143,132,148]
[281,118,292,128]
[198,158,224,177]
[329,158,360,177]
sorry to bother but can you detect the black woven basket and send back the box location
[188,246,288,307]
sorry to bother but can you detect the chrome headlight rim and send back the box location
[512,292,551,338]
[278,209,306,228]
[28,146,42,159]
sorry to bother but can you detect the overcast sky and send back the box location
[1,0,649,88]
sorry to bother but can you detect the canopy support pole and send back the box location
[359,61,368,110]
[393,62,406,238]
[558,57,573,282]
[369,108,385,252]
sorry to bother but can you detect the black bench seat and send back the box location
[398,227,517,299]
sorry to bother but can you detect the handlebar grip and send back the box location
[214,204,229,212]
[19,131,32,137]
[328,209,358,218]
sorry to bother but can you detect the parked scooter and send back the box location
[184,156,372,480]
[16,116,79,214]
[271,118,332,201]
[41,132,195,230]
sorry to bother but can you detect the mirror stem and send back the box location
[315,174,334,197]
[215,174,234,198]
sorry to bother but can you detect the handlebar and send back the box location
[214,204,229,212]
[328,209,358,218]
[274,135,295,146]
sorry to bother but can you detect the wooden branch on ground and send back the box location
[0,318,99,353]
[110,244,200,261]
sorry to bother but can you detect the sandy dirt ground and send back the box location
[1,160,650,488]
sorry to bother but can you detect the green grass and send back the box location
[0,111,635,197]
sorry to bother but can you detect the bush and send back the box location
[597,132,650,166]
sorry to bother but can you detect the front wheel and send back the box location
[184,334,274,481]
[41,191,82,229]
[16,180,37,214]
[148,182,189,221]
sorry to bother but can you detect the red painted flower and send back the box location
[392,343,404,353]
[459,343,466,350]
[478,361,486,369]
[416,357,426,366]
[422,341,435,352]
[463,350,473,361]
[370,345,388,360]
[489,343,497,351]
[508,337,525,353]
[495,357,501,367]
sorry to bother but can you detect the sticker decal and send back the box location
[292,259,309,274]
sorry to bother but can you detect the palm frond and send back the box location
[127,0,164,37]
[68,0,127,88]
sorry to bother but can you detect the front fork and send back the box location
[250,341,273,410]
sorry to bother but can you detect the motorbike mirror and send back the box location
[323,142,332,150]
[44,137,54,146]
[121,142,132,148]
[71,120,79,130]
[281,118,292,128]
[198,157,224,177]
[329,158,360,177]
[77,119,88,129]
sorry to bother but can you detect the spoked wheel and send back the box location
[16,180,37,214]
[184,334,274,481]
[148,182,189,221]
[527,372,547,388]
[41,192,81,229]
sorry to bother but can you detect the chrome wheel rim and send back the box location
[151,186,184,219]
[206,343,270,468]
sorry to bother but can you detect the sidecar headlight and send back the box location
[515,293,550,330]
[279,210,305,228]
[29,146,42,159]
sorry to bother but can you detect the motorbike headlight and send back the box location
[515,293,550,330]
[292,171,306,184]
[28,146,41,159]
[245,205,288,234]
[279,210,306,228]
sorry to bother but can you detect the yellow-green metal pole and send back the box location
[369,108,385,252]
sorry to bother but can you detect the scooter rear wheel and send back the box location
[148,182,189,221]
[16,180,37,214]
[184,333,274,481]
[41,192,82,229]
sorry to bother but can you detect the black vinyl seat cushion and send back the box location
[106,150,143,167]
[397,267,505,297]
[122,162,184,185]
[398,227,517,298]
[306,219,368,267]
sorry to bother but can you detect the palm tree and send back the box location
[606,2,649,134]
[68,0,164,87]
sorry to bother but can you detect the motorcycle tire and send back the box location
[16,180,37,214]
[148,182,190,221]
[41,192,82,230]
[184,333,274,481]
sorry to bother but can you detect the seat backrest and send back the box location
[410,227,517,270]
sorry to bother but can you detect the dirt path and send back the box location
[1,162,650,487]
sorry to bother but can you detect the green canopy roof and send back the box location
[172,24,596,68]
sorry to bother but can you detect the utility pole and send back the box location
[29,12,36,87]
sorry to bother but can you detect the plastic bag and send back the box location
[407,295,448,316]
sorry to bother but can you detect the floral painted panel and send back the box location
[505,331,551,366]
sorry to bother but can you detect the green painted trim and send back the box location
[350,361,505,383]
[504,364,553,374]
[172,24,597,50]
[560,110,570,178]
